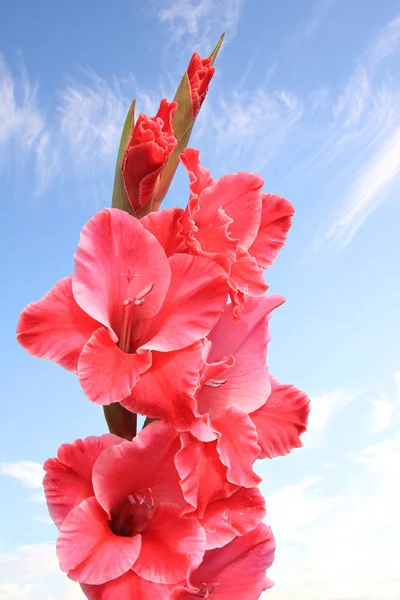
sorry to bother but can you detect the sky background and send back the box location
[1,0,400,598]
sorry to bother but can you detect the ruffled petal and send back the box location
[57,497,141,585]
[44,434,123,529]
[213,406,261,487]
[141,208,186,257]
[198,296,284,416]
[16,277,98,373]
[250,376,310,459]
[139,254,228,352]
[132,502,205,584]
[121,342,203,430]
[72,208,171,330]
[93,422,182,517]
[81,571,176,600]
[188,523,276,600]
[175,434,237,518]
[78,327,152,405]
[201,486,266,550]
[248,192,294,269]
[228,246,268,298]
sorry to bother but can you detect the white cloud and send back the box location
[302,387,363,448]
[209,88,303,172]
[314,16,400,250]
[0,544,84,600]
[0,54,45,185]
[263,429,400,600]
[155,0,243,51]
[370,378,400,433]
[0,461,44,488]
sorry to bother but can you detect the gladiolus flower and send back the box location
[141,149,294,318]
[121,99,177,211]
[17,208,228,411]
[187,52,215,118]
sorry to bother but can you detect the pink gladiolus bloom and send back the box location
[44,421,266,593]
[195,295,310,482]
[17,208,228,410]
[44,423,205,586]
[141,149,294,318]
[121,99,177,211]
[187,52,215,118]
[169,295,310,498]
[172,523,276,600]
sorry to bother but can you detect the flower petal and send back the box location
[139,254,228,352]
[188,523,275,600]
[81,571,176,600]
[121,342,203,430]
[248,192,294,269]
[213,406,261,487]
[175,434,237,518]
[228,246,268,297]
[16,277,99,373]
[201,486,266,550]
[195,172,263,249]
[133,502,205,584]
[57,497,141,585]
[78,327,152,405]
[72,208,171,331]
[250,376,310,459]
[141,208,186,257]
[198,296,284,416]
[44,434,123,529]
[93,422,182,517]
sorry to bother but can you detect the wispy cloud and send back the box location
[370,373,400,433]
[0,461,44,488]
[313,17,400,251]
[154,0,243,52]
[0,54,46,186]
[207,88,303,173]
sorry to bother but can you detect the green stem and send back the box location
[103,404,137,440]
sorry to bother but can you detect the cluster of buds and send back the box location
[16,36,310,600]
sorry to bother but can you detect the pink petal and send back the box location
[139,254,228,352]
[194,172,263,249]
[16,277,99,373]
[93,422,182,517]
[175,434,237,518]
[72,209,171,331]
[44,434,123,529]
[180,148,215,201]
[188,523,275,600]
[121,342,203,430]
[78,327,152,405]
[141,208,186,257]
[81,571,176,600]
[180,149,263,250]
[228,246,268,297]
[248,192,294,269]
[250,377,310,459]
[213,407,261,487]
[201,486,266,550]
[57,497,141,585]
[132,502,205,584]
[198,296,284,416]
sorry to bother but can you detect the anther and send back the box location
[204,378,228,388]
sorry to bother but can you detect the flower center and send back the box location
[109,489,154,538]
[119,268,154,353]
[190,583,219,598]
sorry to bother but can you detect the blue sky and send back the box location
[1,0,400,598]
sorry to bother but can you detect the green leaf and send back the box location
[111,99,136,216]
